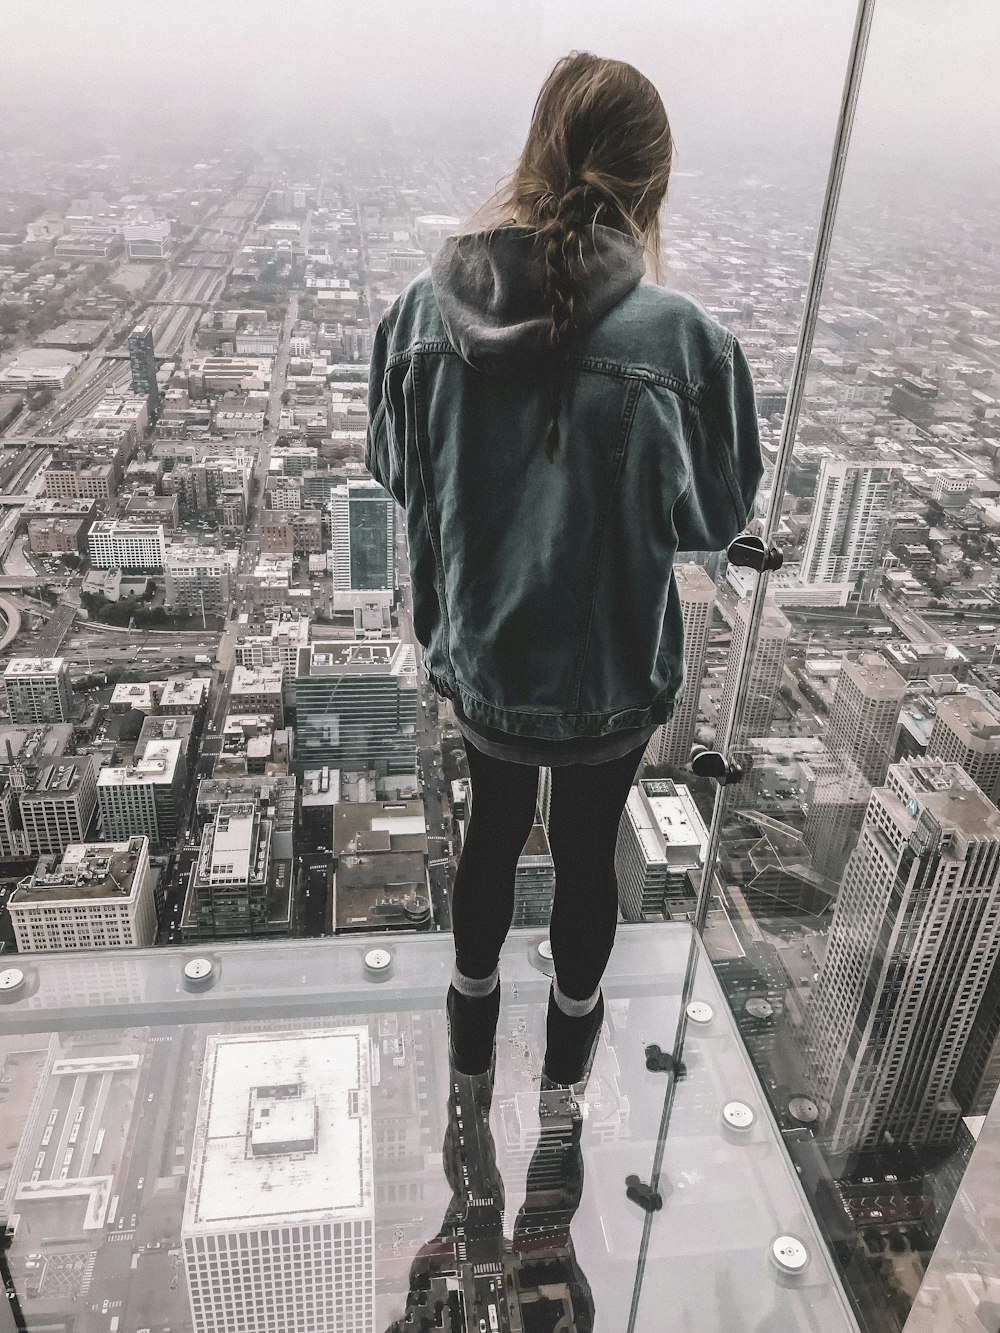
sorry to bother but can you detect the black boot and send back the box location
[542,984,604,1087]
[446,979,501,1077]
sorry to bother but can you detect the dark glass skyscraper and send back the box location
[127,320,160,416]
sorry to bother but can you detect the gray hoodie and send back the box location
[429,222,647,378]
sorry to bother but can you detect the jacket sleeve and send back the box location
[364,317,406,509]
[673,335,764,553]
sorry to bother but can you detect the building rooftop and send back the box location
[935,691,1000,741]
[842,651,908,695]
[634,779,710,866]
[299,640,400,676]
[4,657,67,679]
[888,761,1000,841]
[159,678,209,708]
[301,766,339,808]
[97,739,182,788]
[22,756,93,798]
[12,836,148,904]
[231,666,284,698]
[182,1029,372,1233]
[198,802,261,886]
[0,724,74,771]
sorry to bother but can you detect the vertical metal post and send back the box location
[627,0,880,1326]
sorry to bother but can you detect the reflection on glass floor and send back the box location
[0,925,858,1331]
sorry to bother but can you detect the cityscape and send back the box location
[1,5,1000,1332]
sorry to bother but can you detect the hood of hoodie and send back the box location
[429,223,646,378]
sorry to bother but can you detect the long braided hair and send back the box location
[466,53,674,462]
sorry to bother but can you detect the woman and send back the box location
[365,52,763,1086]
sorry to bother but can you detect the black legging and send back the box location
[451,737,648,1001]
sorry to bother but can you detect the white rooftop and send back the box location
[4,657,66,678]
[98,739,182,788]
[183,1029,373,1234]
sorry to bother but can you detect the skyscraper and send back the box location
[182,1029,374,1333]
[646,563,716,766]
[614,777,709,919]
[329,480,396,609]
[717,596,791,743]
[800,458,899,600]
[294,639,418,776]
[803,748,871,882]
[927,690,1000,804]
[806,761,1000,1153]
[826,651,907,787]
[127,320,160,416]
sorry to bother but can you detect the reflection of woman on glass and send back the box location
[365,52,763,1086]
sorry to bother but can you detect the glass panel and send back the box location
[689,1,1000,1329]
[0,929,855,1332]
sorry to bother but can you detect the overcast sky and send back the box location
[2,0,998,174]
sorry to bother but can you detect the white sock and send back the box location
[553,977,600,1018]
[451,963,499,998]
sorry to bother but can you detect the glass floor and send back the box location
[0,924,859,1332]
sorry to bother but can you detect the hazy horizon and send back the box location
[2,0,998,180]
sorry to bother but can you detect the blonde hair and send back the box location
[464,51,674,460]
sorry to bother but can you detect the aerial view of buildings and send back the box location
[0,3,998,1331]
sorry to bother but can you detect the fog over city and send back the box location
[0,4,999,1333]
[3,0,999,175]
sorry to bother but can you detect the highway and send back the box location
[4,182,271,445]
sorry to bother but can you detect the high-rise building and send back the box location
[511,817,555,928]
[182,1029,374,1333]
[825,651,907,787]
[806,761,1000,1152]
[3,657,72,724]
[235,614,310,701]
[229,666,285,728]
[645,564,716,766]
[127,320,159,415]
[803,750,871,882]
[88,520,166,570]
[164,543,238,611]
[927,690,1000,804]
[294,639,418,777]
[182,799,291,939]
[18,756,98,855]
[329,480,396,610]
[197,773,295,859]
[954,956,1000,1118]
[717,597,791,743]
[97,739,186,849]
[8,836,155,951]
[614,778,709,920]
[800,458,899,600]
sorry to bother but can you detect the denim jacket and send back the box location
[364,224,764,744]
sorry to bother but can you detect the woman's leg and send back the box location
[450,739,541,985]
[547,740,648,1007]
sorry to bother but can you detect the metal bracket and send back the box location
[645,1044,685,1078]
[625,1174,663,1213]
[689,746,745,786]
[727,534,784,573]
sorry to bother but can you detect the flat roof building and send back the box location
[88,520,166,571]
[181,799,291,940]
[615,778,710,920]
[19,756,98,856]
[181,1029,373,1333]
[927,690,1000,804]
[9,835,155,951]
[97,739,186,849]
[4,658,72,725]
[230,665,284,728]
